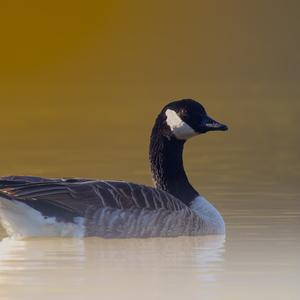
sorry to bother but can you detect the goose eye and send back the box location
[179,109,188,119]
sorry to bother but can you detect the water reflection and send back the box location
[0,235,224,299]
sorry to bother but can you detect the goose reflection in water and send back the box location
[0,235,225,299]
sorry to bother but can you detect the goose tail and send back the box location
[0,193,85,239]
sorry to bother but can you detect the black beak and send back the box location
[202,116,228,132]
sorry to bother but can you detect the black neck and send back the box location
[149,117,198,205]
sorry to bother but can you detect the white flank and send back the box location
[165,109,198,140]
[190,196,225,234]
[0,197,85,239]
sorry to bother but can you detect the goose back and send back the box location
[0,176,208,238]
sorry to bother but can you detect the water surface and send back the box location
[0,98,299,299]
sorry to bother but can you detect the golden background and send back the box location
[0,0,299,186]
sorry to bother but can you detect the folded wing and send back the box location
[0,176,187,223]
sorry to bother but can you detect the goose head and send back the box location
[161,99,228,140]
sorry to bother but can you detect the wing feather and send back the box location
[0,177,187,222]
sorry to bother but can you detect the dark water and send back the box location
[0,98,299,299]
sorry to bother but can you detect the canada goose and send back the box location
[0,99,228,238]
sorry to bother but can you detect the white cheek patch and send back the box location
[165,109,198,140]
